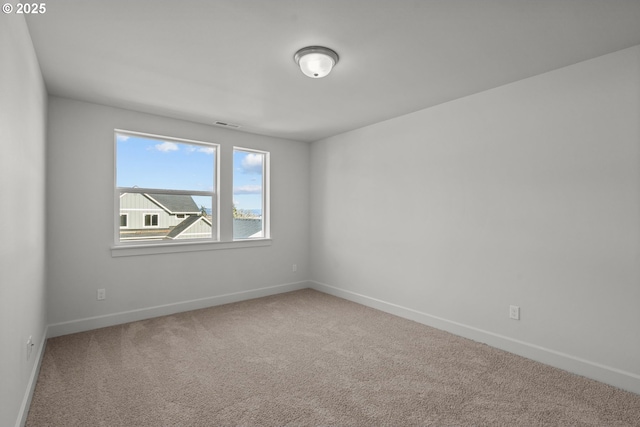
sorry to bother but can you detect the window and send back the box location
[143,214,159,227]
[114,130,270,254]
[233,148,268,240]
[116,131,217,243]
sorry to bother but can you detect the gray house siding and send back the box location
[169,216,213,240]
[119,192,213,241]
[120,193,194,229]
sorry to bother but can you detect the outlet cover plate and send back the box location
[509,305,520,320]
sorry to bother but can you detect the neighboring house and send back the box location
[119,193,212,240]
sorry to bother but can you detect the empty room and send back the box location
[2,1,640,426]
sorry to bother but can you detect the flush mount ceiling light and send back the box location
[294,46,339,78]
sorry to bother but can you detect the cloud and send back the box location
[233,185,262,195]
[116,134,130,142]
[155,141,179,152]
[195,146,215,155]
[240,153,263,173]
[186,145,215,155]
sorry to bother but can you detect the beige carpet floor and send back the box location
[27,289,640,426]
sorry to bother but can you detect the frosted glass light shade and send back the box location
[294,46,339,79]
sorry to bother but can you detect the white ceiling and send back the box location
[25,0,640,143]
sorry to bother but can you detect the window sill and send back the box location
[111,239,272,257]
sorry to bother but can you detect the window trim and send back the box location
[111,238,272,257]
[120,213,129,229]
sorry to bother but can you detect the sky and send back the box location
[116,133,264,212]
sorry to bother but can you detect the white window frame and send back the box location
[112,130,271,257]
[120,213,129,228]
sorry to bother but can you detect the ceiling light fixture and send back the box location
[294,46,339,79]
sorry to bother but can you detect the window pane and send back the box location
[119,192,213,241]
[233,149,264,239]
[116,133,215,192]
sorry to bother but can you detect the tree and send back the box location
[233,203,257,219]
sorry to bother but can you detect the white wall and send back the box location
[46,97,310,333]
[0,14,48,427]
[310,46,640,393]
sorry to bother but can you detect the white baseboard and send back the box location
[16,326,48,427]
[48,281,310,338]
[310,281,640,395]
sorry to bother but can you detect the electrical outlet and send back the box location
[26,336,33,361]
[509,305,520,320]
[292,264,297,272]
[97,288,106,300]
